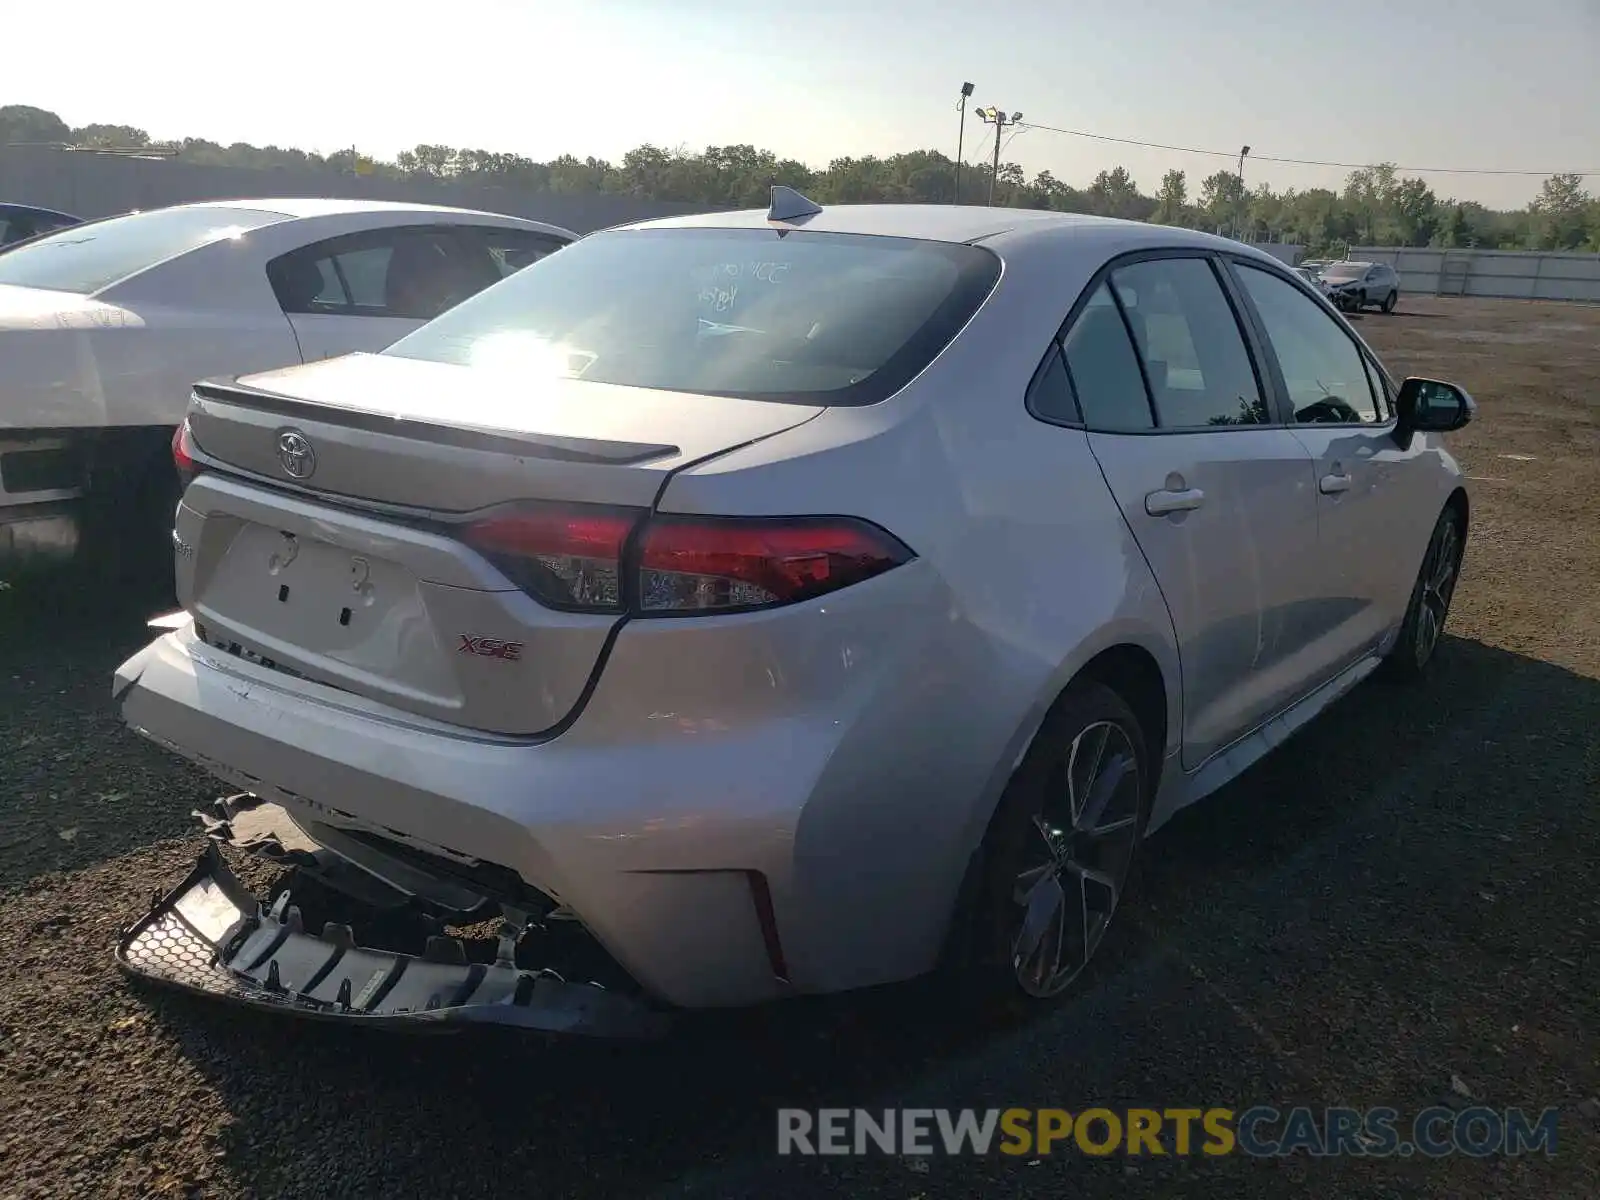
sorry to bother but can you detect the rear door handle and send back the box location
[1319,472,1353,494]
[1145,487,1205,516]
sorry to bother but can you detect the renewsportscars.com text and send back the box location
[777,1106,1560,1158]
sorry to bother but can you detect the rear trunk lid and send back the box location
[178,352,823,735]
[189,353,822,509]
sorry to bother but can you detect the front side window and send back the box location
[1362,354,1394,422]
[383,228,1001,406]
[0,206,286,294]
[1109,257,1267,428]
[1234,263,1381,425]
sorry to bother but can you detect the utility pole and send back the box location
[1236,145,1251,240]
[955,81,975,204]
[974,106,1023,206]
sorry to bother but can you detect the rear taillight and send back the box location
[636,515,912,613]
[461,504,636,612]
[172,420,199,486]
[458,507,912,616]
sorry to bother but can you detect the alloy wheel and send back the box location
[1010,720,1142,998]
[1415,518,1462,667]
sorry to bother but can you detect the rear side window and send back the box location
[0,215,32,247]
[1025,343,1078,424]
[383,227,1001,406]
[471,227,571,278]
[1108,257,1267,428]
[1060,284,1154,431]
[0,205,286,294]
[268,227,496,321]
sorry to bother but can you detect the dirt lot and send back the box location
[1,296,1596,1198]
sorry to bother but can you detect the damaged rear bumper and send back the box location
[116,844,671,1038]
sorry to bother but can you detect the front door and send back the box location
[1228,261,1418,671]
[1066,255,1323,769]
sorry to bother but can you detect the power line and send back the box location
[1014,120,1592,178]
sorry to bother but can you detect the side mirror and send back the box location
[1395,377,1475,447]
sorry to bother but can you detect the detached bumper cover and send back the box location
[116,844,670,1038]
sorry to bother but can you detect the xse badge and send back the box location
[458,635,524,662]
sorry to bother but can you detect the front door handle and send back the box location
[1145,487,1205,516]
[1319,472,1353,494]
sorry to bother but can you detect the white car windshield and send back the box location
[382,227,1001,406]
[0,205,287,294]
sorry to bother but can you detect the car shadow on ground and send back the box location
[0,572,210,889]
[127,633,1598,1198]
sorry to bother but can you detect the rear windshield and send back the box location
[382,227,1001,405]
[0,205,287,294]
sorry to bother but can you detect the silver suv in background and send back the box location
[1320,261,1400,313]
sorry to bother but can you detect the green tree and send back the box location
[1154,169,1187,226]
[1392,177,1440,247]
[71,123,150,148]
[0,104,71,145]
[1086,167,1149,220]
[1442,204,1473,248]
[1530,173,1591,250]
[0,101,1562,246]
[1199,170,1246,233]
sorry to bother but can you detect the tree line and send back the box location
[4,103,1596,255]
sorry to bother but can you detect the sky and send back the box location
[9,0,1597,210]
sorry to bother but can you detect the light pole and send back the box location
[955,82,975,205]
[1237,145,1251,239]
[974,106,1023,206]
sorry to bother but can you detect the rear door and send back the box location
[266,225,499,362]
[1069,253,1323,769]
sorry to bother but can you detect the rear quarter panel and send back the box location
[657,239,1185,940]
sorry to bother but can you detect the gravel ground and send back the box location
[1,296,1597,1198]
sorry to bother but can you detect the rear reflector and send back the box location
[458,507,912,616]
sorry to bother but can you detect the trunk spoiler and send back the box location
[190,379,681,467]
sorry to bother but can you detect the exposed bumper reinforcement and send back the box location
[116,844,671,1038]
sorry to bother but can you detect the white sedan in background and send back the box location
[0,199,575,581]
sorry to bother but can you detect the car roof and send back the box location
[612,202,1264,259]
[165,197,516,220]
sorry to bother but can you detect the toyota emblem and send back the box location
[276,429,316,480]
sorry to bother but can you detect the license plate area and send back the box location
[197,522,435,676]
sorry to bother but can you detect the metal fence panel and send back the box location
[1352,246,1600,304]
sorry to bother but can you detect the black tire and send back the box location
[1382,290,1398,314]
[1380,506,1464,682]
[966,680,1152,1001]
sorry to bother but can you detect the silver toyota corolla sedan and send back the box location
[112,190,1474,1036]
